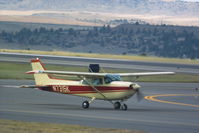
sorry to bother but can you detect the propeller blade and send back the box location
[136,89,144,102]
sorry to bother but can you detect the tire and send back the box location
[121,104,128,111]
[114,102,121,109]
[82,101,89,109]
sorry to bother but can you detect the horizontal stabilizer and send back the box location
[0,85,47,88]
[20,85,48,88]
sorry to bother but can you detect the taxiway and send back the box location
[0,79,199,133]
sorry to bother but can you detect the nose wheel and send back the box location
[121,103,128,110]
[114,102,128,111]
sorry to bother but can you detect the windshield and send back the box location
[104,74,121,84]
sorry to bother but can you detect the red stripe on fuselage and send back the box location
[38,85,133,94]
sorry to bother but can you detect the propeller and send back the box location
[130,83,144,102]
[136,88,144,102]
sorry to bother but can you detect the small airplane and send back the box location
[22,58,175,110]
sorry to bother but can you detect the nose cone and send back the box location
[130,83,141,89]
[134,84,141,89]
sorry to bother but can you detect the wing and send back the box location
[118,72,175,77]
[26,70,107,77]
[26,70,175,77]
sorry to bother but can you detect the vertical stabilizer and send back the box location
[30,58,53,85]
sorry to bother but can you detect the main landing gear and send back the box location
[82,101,89,109]
[82,99,128,111]
[82,97,95,109]
[114,101,128,111]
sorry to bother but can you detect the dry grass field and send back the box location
[0,119,144,133]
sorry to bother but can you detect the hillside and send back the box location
[0,0,199,26]
[0,23,199,59]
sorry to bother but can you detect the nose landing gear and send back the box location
[121,103,128,110]
[114,101,128,111]
[114,101,121,109]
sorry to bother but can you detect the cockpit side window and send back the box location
[82,75,121,85]
[82,78,103,85]
[92,78,103,85]
[104,74,121,84]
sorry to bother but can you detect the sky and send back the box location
[181,0,199,2]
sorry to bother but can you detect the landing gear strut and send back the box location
[114,102,128,111]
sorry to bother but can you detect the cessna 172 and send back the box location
[22,58,175,110]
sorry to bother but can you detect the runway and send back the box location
[1,52,199,74]
[0,79,199,133]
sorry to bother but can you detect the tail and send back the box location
[28,58,54,85]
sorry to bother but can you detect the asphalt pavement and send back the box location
[0,79,199,133]
[0,52,199,133]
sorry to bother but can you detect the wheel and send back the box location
[114,102,121,110]
[121,104,128,111]
[82,101,89,109]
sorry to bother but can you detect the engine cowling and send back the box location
[129,83,141,90]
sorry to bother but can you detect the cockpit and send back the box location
[82,74,122,85]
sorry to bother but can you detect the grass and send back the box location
[1,49,199,65]
[0,61,199,82]
[0,62,32,80]
[0,119,143,133]
[0,62,86,80]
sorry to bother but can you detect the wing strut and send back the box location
[78,76,113,105]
